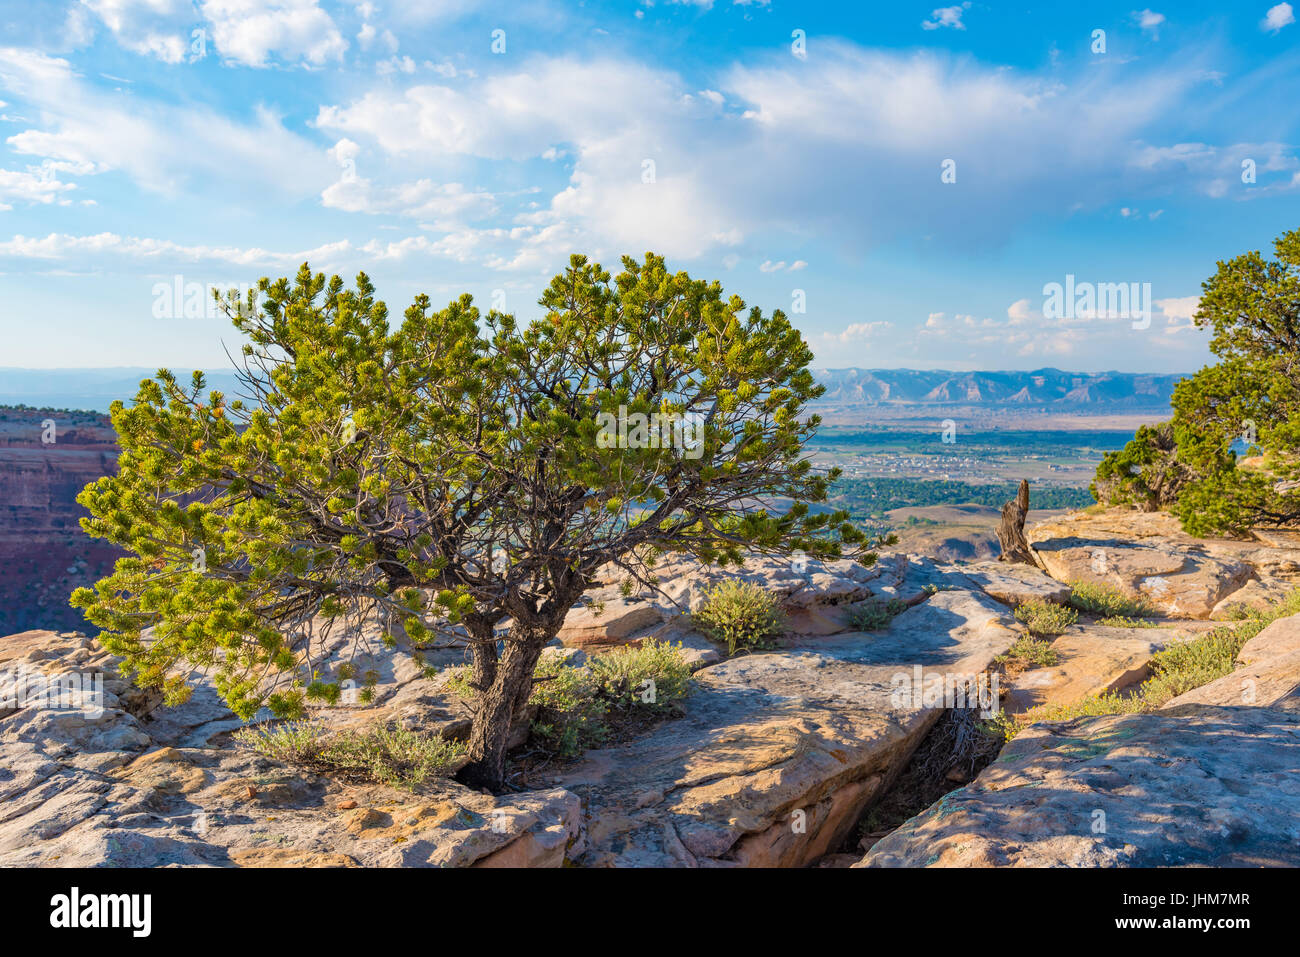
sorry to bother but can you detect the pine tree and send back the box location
[1095,229,1300,535]
[72,253,876,790]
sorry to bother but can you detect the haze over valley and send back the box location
[0,365,1169,633]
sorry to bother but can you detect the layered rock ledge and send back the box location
[858,510,1300,868]
[3,506,1299,867]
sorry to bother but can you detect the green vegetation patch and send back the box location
[995,636,1061,670]
[1067,581,1157,619]
[235,721,466,790]
[829,477,1097,520]
[846,597,909,631]
[692,580,787,655]
[588,639,692,710]
[449,638,692,760]
[1098,615,1162,628]
[1014,599,1077,636]
[998,586,1300,733]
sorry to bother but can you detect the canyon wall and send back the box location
[0,407,121,635]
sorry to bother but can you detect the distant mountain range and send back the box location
[0,366,1186,414]
[0,368,245,414]
[810,368,1186,410]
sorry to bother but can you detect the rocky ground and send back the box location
[2,506,1298,867]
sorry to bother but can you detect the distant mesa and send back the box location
[0,366,1186,415]
[810,368,1185,411]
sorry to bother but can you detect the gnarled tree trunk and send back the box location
[997,478,1041,567]
[458,625,548,792]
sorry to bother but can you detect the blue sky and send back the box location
[0,1,1297,373]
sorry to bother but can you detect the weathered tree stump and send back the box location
[996,478,1040,566]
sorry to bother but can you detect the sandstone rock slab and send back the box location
[0,630,583,869]
[555,600,664,649]
[1028,536,1249,619]
[859,704,1300,867]
[1000,625,1192,715]
[940,561,1072,607]
[1027,508,1300,618]
[1211,579,1298,621]
[554,587,1018,867]
[559,554,890,648]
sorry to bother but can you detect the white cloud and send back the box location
[318,58,752,261]
[921,3,970,31]
[199,0,347,68]
[64,3,99,47]
[0,48,334,198]
[0,165,79,209]
[920,312,998,331]
[910,289,1208,364]
[1128,142,1215,168]
[316,58,684,161]
[379,0,481,24]
[759,259,785,272]
[377,55,417,75]
[307,43,1266,274]
[1119,205,1167,219]
[323,175,496,224]
[826,321,893,343]
[321,136,496,224]
[328,136,360,168]
[1133,9,1166,34]
[1262,3,1295,32]
[0,230,438,269]
[345,53,1151,264]
[79,0,191,63]
[1129,140,1299,195]
[1155,295,1200,325]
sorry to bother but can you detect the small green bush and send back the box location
[1022,691,1146,725]
[1068,581,1157,618]
[1139,623,1260,707]
[995,636,1060,669]
[235,721,465,790]
[980,709,1024,745]
[447,639,693,759]
[1098,615,1162,628]
[526,657,610,758]
[589,638,692,710]
[1256,586,1300,622]
[1014,599,1077,636]
[692,580,786,654]
[1214,602,1256,621]
[847,597,908,631]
